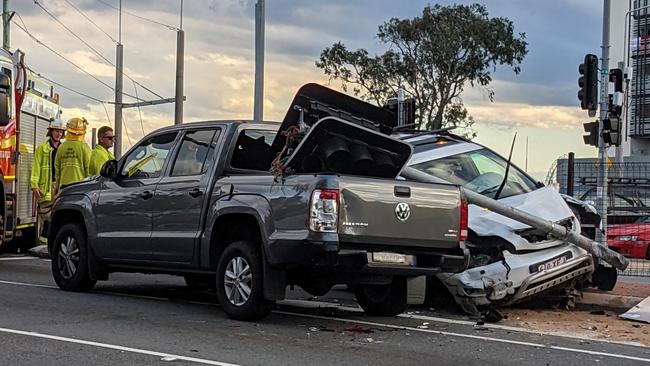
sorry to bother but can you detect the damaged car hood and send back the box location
[469,186,577,251]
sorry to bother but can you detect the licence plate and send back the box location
[530,251,573,273]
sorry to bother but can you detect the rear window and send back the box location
[230,129,277,171]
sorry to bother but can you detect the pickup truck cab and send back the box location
[49,118,469,320]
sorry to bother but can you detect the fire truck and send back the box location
[0,48,62,250]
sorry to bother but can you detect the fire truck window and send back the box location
[1,68,11,117]
[171,129,220,177]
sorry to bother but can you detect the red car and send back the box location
[608,216,650,259]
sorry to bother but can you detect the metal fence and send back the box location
[556,158,650,277]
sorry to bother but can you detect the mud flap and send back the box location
[406,276,426,305]
[263,260,287,301]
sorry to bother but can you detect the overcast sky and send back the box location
[9,0,617,178]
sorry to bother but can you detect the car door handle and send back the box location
[189,188,203,198]
[139,190,153,200]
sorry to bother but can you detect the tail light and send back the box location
[309,189,339,232]
[459,196,468,243]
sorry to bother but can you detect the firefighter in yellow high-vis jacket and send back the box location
[55,117,91,191]
[30,118,66,244]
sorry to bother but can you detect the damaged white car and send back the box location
[403,132,604,316]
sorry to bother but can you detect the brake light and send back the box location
[309,189,339,232]
[459,196,468,243]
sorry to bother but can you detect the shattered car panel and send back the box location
[406,135,596,315]
[469,186,578,251]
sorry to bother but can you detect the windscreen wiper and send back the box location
[494,133,517,200]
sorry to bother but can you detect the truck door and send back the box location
[150,128,221,262]
[95,131,178,260]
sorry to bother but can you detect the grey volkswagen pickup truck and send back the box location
[48,85,469,320]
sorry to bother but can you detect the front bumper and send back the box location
[438,244,595,310]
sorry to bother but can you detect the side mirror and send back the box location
[100,160,118,179]
[0,74,11,126]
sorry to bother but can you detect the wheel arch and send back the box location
[207,210,286,301]
[48,209,86,255]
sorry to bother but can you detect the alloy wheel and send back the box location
[57,236,80,280]
[223,256,252,306]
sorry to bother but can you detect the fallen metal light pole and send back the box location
[401,167,630,271]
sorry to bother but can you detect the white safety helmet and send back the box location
[48,118,66,131]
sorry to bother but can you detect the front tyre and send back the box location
[51,223,96,292]
[216,240,273,320]
[355,277,408,316]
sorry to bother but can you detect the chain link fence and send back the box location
[557,158,650,277]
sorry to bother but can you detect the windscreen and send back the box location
[411,148,537,199]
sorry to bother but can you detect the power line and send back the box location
[132,79,146,137]
[96,0,178,31]
[13,17,114,92]
[26,67,114,126]
[26,66,109,104]
[37,0,165,100]
[34,0,114,67]
[12,14,144,101]
[101,102,113,128]
[62,0,118,44]
[122,113,133,145]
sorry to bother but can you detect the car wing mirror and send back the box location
[100,159,118,179]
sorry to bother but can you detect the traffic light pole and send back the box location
[596,0,610,247]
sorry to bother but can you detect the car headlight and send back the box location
[616,235,639,241]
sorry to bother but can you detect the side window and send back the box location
[121,132,178,179]
[171,129,220,177]
[230,129,277,171]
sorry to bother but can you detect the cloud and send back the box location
[7,0,609,174]
[467,101,587,130]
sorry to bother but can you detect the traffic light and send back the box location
[583,120,599,147]
[384,97,417,126]
[602,116,622,146]
[609,68,623,93]
[578,54,599,116]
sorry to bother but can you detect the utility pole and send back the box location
[113,0,185,154]
[114,0,123,158]
[253,0,265,121]
[174,0,184,125]
[2,0,9,50]
[596,0,611,246]
[115,42,123,158]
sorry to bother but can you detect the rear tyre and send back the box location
[216,240,273,320]
[355,277,408,316]
[51,223,96,292]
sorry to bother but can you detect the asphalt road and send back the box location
[1,253,649,366]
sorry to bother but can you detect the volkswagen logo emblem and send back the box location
[395,202,410,221]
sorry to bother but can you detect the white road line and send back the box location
[0,256,41,261]
[0,280,57,289]
[275,310,650,363]
[0,327,241,366]
[2,278,648,361]
[279,298,646,346]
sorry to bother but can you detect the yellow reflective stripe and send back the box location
[3,175,15,180]
[15,224,34,229]
[0,135,15,149]
[19,143,33,153]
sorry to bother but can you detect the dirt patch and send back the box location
[501,307,650,346]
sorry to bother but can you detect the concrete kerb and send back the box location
[28,245,50,259]
[576,291,643,310]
